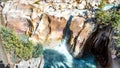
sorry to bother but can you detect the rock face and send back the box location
[84,25,112,68]
[29,13,67,44]
[69,17,94,58]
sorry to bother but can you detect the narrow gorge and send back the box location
[0,0,120,68]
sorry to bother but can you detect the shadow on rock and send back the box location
[73,52,97,68]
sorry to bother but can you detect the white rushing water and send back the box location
[44,39,73,68]
[43,37,97,68]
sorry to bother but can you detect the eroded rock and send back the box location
[69,17,95,58]
[30,14,67,45]
[6,16,30,34]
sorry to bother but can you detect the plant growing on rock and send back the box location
[0,25,34,60]
[95,10,111,25]
[95,6,120,47]
[32,43,43,58]
[99,0,107,9]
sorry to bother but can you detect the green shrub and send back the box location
[95,4,120,26]
[99,0,107,9]
[0,25,33,60]
[32,43,43,58]
[95,10,111,25]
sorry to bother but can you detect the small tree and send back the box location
[0,25,33,60]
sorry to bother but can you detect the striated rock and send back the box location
[30,14,67,44]
[70,17,85,40]
[69,17,95,58]
[6,16,30,34]
[33,13,50,43]
[69,17,85,49]
[48,15,67,41]
[1,1,35,35]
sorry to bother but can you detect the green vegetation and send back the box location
[95,10,111,25]
[0,25,43,60]
[95,5,120,47]
[95,9,120,27]
[99,0,107,9]
[33,43,43,58]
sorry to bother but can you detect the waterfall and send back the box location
[43,10,97,68]
[43,12,74,68]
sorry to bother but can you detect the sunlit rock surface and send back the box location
[69,17,95,58]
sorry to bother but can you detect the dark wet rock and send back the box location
[83,24,113,68]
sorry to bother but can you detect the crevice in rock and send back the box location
[62,15,73,43]
[31,14,43,37]
[70,22,86,58]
